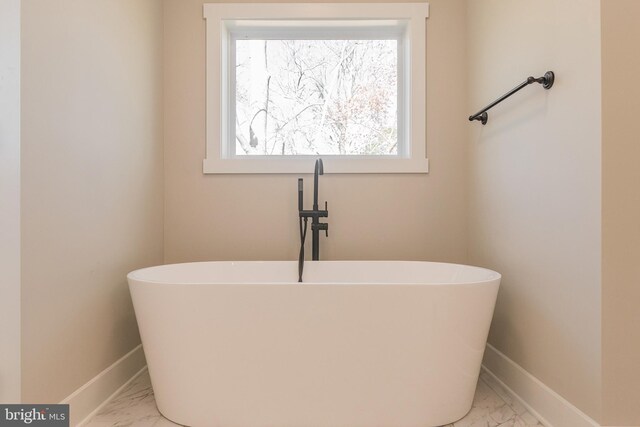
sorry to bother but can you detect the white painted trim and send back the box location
[203,157,429,174]
[482,343,600,427]
[61,344,146,427]
[74,366,147,427]
[203,3,429,174]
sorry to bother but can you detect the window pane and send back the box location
[234,39,398,156]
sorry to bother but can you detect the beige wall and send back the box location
[601,1,640,424]
[164,0,469,265]
[467,0,602,420]
[0,0,21,404]
[21,0,164,403]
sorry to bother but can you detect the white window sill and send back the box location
[203,157,429,174]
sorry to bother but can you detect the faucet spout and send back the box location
[313,158,323,210]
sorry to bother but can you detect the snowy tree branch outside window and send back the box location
[234,39,398,156]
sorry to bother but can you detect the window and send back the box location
[204,3,429,173]
[233,31,400,157]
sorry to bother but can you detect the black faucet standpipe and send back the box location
[298,159,329,282]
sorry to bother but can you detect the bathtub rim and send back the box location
[127,260,501,287]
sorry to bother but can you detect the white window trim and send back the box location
[203,2,429,174]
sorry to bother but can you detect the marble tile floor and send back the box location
[84,370,543,427]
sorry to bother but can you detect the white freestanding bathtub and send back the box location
[128,261,500,427]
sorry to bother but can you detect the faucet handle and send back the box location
[317,222,328,237]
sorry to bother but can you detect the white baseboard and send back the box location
[60,344,147,427]
[482,343,600,427]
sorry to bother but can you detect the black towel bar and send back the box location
[469,71,555,125]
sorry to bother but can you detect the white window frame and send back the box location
[203,2,429,174]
